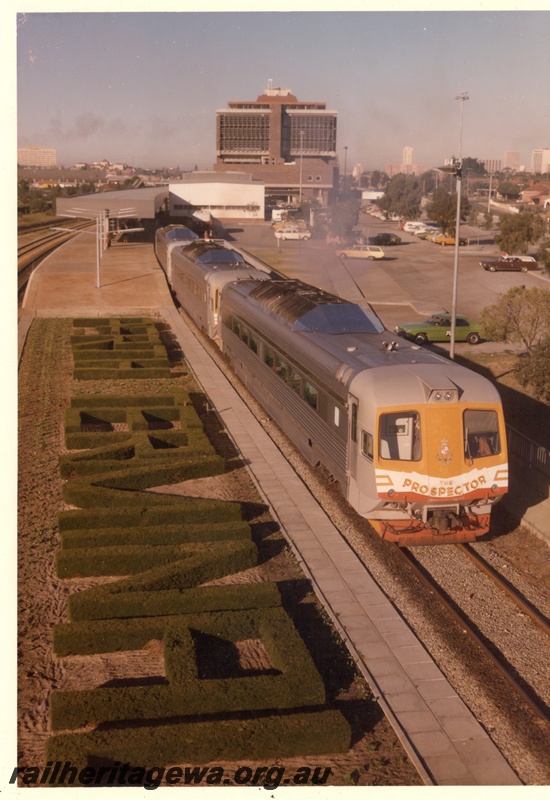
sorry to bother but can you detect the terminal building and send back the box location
[214,82,339,206]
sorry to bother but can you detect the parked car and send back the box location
[370,233,402,246]
[274,226,311,241]
[335,244,385,260]
[272,218,307,231]
[402,221,426,233]
[415,228,440,240]
[430,233,468,246]
[395,314,484,345]
[480,255,539,272]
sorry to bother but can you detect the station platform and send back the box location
[18,233,526,785]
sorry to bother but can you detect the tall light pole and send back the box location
[440,92,469,360]
[487,173,493,215]
[299,130,304,205]
[343,145,348,195]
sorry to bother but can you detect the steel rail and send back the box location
[399,546,549,724]
[457,543,550,637]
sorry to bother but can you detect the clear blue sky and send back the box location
[11,3,550,172]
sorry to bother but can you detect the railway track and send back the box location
[457,542,550,638]
[18,222,92,299]
[399,544,550,724]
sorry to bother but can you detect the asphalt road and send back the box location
[226,212,548,355]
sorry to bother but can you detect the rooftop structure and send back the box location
[214,82,338,205]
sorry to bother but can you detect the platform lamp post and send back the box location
[436,91,469,360]
[52,207,104,288]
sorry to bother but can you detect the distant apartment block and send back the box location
[403,146,413,166]
[18,146,57,168]
[504,150,521,171]
[481,159,502,174]
[214,82,338,204]
[531,148,550,174]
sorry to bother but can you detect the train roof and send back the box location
[223,277,501,400]
[248,279,385,334]
[157,225,198,242]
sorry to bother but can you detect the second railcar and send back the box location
[169,241,272,341]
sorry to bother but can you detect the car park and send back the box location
[335,244,385,260]
[479,255,539,272]
[370,233,402,246]
[395,314,483,345]
[274,226,311,241]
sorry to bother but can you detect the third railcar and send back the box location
[154,224,199,282]
[157,233,508,546]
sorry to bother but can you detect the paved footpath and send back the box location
[20,234,524,785]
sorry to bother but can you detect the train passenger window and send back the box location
[464,410,500,459]
[304,382,318,410]
[248,333,258,354]
[287,366,301,393]
[351,403,358,444]
[362,431,373,460]
[274,355,288,381]
[264,347,275,368]
[379,412,421,461]
[240,326,249,346]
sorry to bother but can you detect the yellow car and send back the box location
[335,244,385,260]
[430,233,468,246]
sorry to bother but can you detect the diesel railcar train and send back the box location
[156,226,508,546]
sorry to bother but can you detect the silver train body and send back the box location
[156,227,508,546]
[154,224,199,282]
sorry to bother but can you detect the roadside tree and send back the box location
[480,286,550,353]
[462,157,486,176]
[426,187,470,235]
[497,181,521,201]
[535,240,550,276]
[494,210,546,254]
[515,337,550,401]
[378,174,422,220]
[327,198,360,242]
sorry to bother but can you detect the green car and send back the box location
[370,232,402,246]
[395,314,484,345]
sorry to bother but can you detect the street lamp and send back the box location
[299,130,304,204]
[437,91,469,360]
[343,145,348,195]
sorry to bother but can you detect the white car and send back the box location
[274,226,311,241]
[335,244,385,260]
[402,221,426,233]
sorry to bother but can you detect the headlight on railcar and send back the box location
[429,389,457,402]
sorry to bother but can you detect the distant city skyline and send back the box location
[12,8,550,173]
